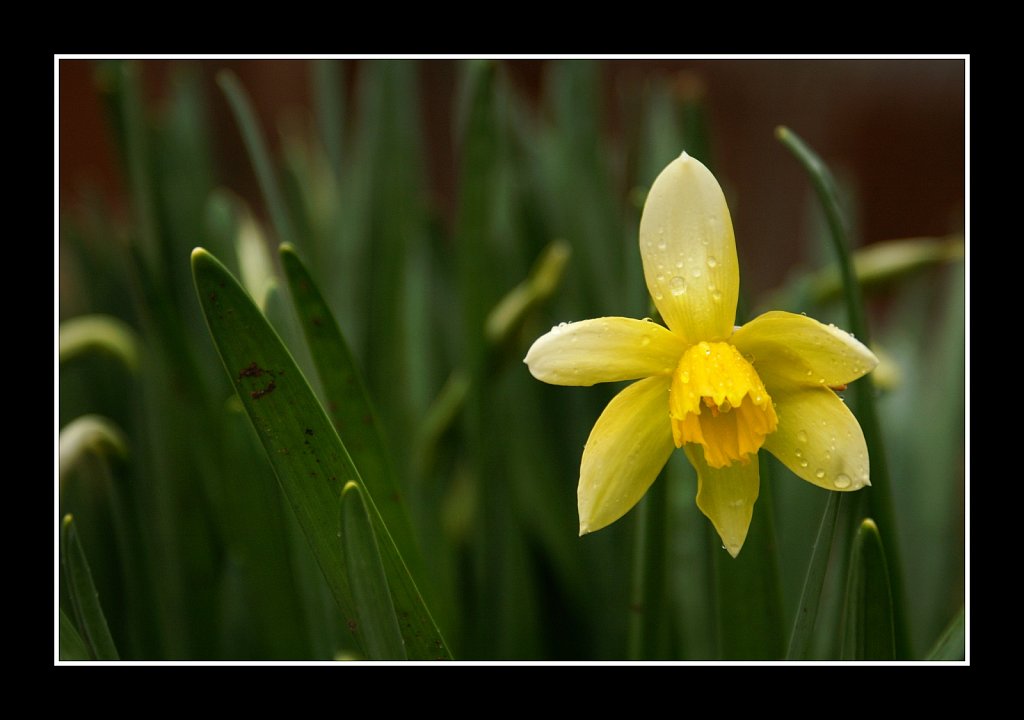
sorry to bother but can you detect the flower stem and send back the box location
[627,469,668,660]
[775,126,910,659]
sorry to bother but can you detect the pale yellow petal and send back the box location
[525,317,685,387]
[731,311,878,388]
[762,383,870,492]
[639,152,738,344]
[684,445,759,558]
[579,376,674,534]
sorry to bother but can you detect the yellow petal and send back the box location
[684,445,759,558]
[762,383,870,492]
[579,376,674,534]
[639,152,738,344]
[731,311,878,388]
[524,317,685,387]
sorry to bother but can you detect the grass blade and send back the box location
[59,609,90,661]
[60,514,120,660]
[279,243,419,570]
[217,70,297,250]
[841,518,895,660]
[191,247,450,659]
[59,315,139,371]
[925,605,965,661]
[339,482,407,660]
[786,491,841,659]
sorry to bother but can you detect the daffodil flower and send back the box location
[524,152,878,557]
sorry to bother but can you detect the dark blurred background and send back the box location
[59,58,965,300]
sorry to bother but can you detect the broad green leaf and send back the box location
[279,243,419,573]
[191,247,450,660]
[60,515,120,660]
[59,609,91,661]
[841,518,895,660]
[926,606,965,661]
[340,482,407,660]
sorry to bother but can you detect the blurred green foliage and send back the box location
[57,59,965,661]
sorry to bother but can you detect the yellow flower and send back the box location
[524,152,877,557]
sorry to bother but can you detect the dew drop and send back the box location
[640,336,651,347]
[680,370,690,383]
[794,449,803,458]
[729,498,744,508]
[706,256,718,268]
[834,474,852,489]
[669,276,687,296]
[796,430,809,443]
[691,268,702,279]
[657,240,667,251]
[805,369,813,377]
[656,272,665,284]
[712,290,723,302]
[799,459,809,468]
[655,292,664,301]
[815,469,826,479]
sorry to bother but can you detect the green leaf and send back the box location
[786,492,841,659]
[58,415,129,487]
[926,606,965,661]
[59,315,139,371]
[59,609,91,661]
[191,247,450,660]
[217,70,298,250]
[841,518,895,660]
[279,243,419,572]
[339,482,407,660]
[60,515,120,660]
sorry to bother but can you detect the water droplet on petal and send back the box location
[657,240,667,251]
[691,268,702,279]
[640,335,651,347]
[707,256,718,268]
[669,276,687,296]
[815,469,826,479]
[834,474,852,489]
[799,459,809,468]
[712,290,722,302]
[796,430,809,443]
